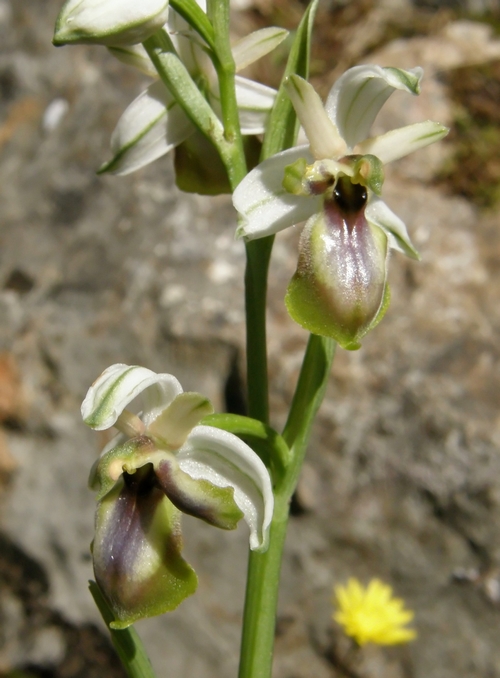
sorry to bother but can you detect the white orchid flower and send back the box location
[82,363,274,628]
[233,65,448,350]
[101,1,288,175]
[53,0,170,46]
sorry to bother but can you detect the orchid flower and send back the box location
[99,1,287,175]
[82,363,274,628]
[233,66,448,350]
[53,0,170,46]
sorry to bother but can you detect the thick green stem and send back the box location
[281,335,336,494]
[207,0,247,185]
[89,581,157,678]
[169,0,215,50]
[207,1,242,142]
[244,236,274,424]
[238,500,289,678]
[238,335,336,678]
[143,30,245,190]
[238,0,322,669]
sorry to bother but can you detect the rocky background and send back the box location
[0,0,500,677]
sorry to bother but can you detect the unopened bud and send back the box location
[53,0,169,47]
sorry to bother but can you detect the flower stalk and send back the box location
[142,33,231,165]
[239,334,335,678]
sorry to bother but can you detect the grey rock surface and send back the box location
[0,1,500,677]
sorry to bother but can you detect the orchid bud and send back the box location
[53,0,169,47]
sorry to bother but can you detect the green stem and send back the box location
[207,0,247,186]
[143,31,245,190]
[241,0,319,425]
[238,500,288,678]
[238,335,336,678]
[238,0,322,668]
[206,0,271,420]
[207,1,242,142]
[281,335,336,495]
[89,581,157,678]
[244,236,274,424]
[169,0,215,50]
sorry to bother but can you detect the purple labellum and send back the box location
[286,177,389,349]
[95,468,178,605]
[93,464,197,627]
[320,180,385,331]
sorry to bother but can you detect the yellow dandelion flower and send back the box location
[333,578,417,646]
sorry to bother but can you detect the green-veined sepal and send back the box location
[53,0,169,46]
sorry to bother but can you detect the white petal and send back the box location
[285,75,346,160]
[325,65,423,149]
[107,44,158,77]
[233,145,320,239]
[100,81,194,176]
[81,364,183,431]
[232,27,289,72]
[53,0,169,46]
[366,197,419,260]
[356,120,449,165]
[235,76,276,134]
[177,425,274,551]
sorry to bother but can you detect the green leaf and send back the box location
[201,413,291,485]
[169,0,215,52]
[261,0,319,160]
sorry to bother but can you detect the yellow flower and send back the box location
[333,578,417,646]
